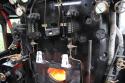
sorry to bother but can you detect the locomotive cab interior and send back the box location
[0,0,125,83]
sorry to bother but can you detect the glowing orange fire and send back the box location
[47,68,66,82]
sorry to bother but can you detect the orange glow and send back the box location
[47,68,66,82]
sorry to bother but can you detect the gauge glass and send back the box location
[95,2,107,14]
[9,0,17,5]
[21,0,28,3]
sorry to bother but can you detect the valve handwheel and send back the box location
[114,1,125,13]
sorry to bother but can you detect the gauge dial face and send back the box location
[21,0,28,3]
[9,0,17,5]
[95,2,107,14]
[16,7,23,16]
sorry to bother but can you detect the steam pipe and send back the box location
[106,12,124,82]
[106,12,117,82]
[116,27,124,55]
[86,40,92,83]
[117,9,124,55]
[108,12,117,64]
[116,27,124,48]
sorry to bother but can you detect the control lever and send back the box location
[0,54,22,61]
[27,13,41,39]
[67,38,83,83]
[67,39,77,58]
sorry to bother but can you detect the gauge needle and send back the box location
[97,6,103,13]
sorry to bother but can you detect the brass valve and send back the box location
[0,73,6,81]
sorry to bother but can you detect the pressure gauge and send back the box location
[9,0,17,5]
[95,1,109,14]
[21,0,29,3]
[16,7,23,16]
[16,5,26,16]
